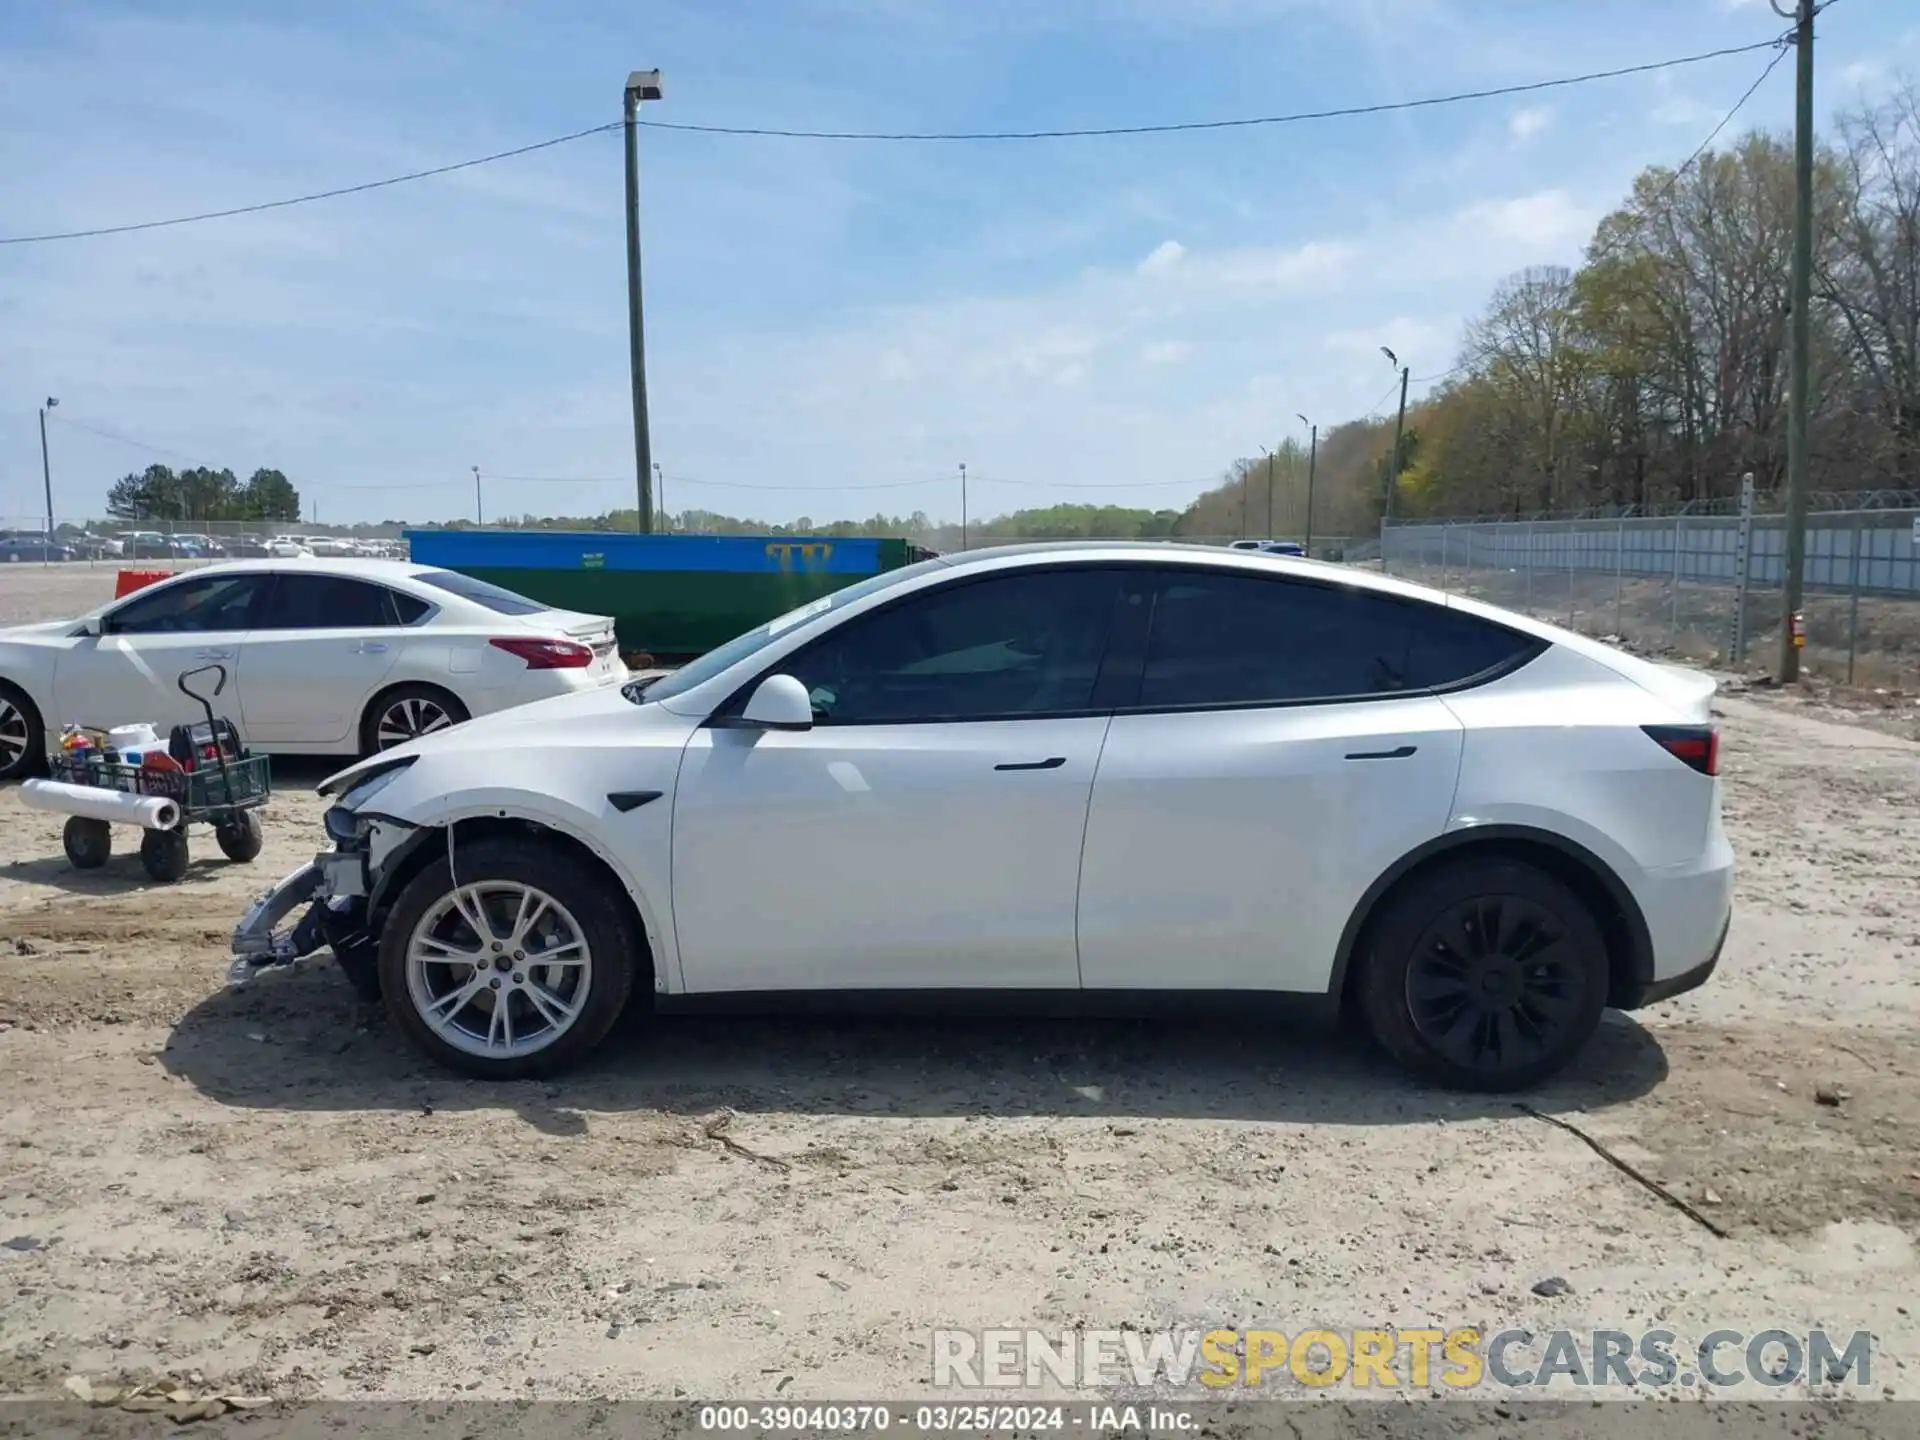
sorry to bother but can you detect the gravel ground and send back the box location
[1,565,1918,1413]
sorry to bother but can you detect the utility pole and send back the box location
[654,461,666,531]
[1774,0,1815,682]
[37,397,58,547]
[1298,413,1317,556]
[472,465,483,526]
[1381,346,1410,523]
[958,462,968,551]
[624,69,664,535]
[1243,454,1254,538]
[1265,447,1276,539]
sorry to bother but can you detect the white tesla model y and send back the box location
[235,543,1733,1092]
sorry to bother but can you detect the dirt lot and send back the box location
[1,565,1919,1410]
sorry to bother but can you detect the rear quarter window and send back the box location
[1403,601,1542,689]
[390,590,432,624]
[414,570,546,616]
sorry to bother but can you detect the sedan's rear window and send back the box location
[413,570,546,615]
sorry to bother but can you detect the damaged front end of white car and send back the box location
[228,757,426,1001]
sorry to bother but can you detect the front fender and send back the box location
[372,786,683,994]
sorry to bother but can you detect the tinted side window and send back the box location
[107,575,263,635]
[414,570,545,615]
[1403,603,1539,689]
[1137,574,1414,707]
[782,570,1121,724]
[390,590,432,624]
[255,575,402,630]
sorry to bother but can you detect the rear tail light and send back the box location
[489,636,595,670]
[1642,724,1719,777]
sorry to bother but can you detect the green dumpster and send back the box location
[401,531,933,658]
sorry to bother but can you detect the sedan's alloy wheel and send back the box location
[0,699,30,772]
[376,696,455,749]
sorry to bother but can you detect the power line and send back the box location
[48,414,207,465]
[488,472,945,492]
[0,123,620,246]
[1422,40,1793,390]
[1362,375,1407,418]
[636,39,1784,141]
[0,38,1784,246]
[1662,44,1791,197]
[971,474,1210,491]
[1584,39,1791,264]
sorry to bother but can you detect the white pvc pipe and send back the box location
[19,778,181,832]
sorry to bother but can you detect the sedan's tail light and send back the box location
[1642,724,1719,776]
[490,636,595,670]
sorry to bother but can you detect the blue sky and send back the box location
[2,0,1913,528]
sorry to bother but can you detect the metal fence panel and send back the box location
[1381,508,1920,692]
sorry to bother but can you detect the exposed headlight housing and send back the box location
[324,759,414,843]
[337,764,408,813]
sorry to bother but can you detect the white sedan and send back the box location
[0,558,626,778]
[238,543,1734,1093]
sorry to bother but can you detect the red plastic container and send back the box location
[114,569,171,598]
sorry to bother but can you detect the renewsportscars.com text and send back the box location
[932,1327,1874,1393]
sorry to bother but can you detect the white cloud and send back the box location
[1141,340,1193,365]
[1509,106,1552,142]
[1651,94,1721,127]
[1137,239,1187,273]
[1197,240,1358,291]
[1456,190,1591,252]
[1842,60,1888,91]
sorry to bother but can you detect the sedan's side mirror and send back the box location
[740,674,813,731]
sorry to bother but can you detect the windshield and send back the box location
[635,557,950,705]
[414,569,547,615]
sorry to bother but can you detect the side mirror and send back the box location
[739,674,814,731]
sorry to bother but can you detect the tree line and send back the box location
[106,464,302,523]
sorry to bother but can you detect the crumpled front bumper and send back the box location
[227,851,370,986]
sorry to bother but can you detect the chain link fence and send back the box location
[1381,507,1920,692]
[0,516,408,566]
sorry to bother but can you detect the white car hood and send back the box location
[316,681,687,797]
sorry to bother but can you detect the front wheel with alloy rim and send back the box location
[1354,858,1609,1093]
[363,685,469,755]
[377,838,638,1079]
[0,684,44,782]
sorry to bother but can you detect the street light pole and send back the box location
[38,397,58,546]
[1297,413,1317,556]
[1381,347,1410,524]
[654,461,666,531]
[1243,454,1255,539]
[959,462,968,551]
[1261,446,1274,539]
[624,69,664,535]
[472,465,482,526]
[1774,0,1815,683]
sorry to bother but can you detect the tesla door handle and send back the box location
[1344,744,1417,761]
[354,642,389,654]
[194,648,233,661]
[994,756,1067,772]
